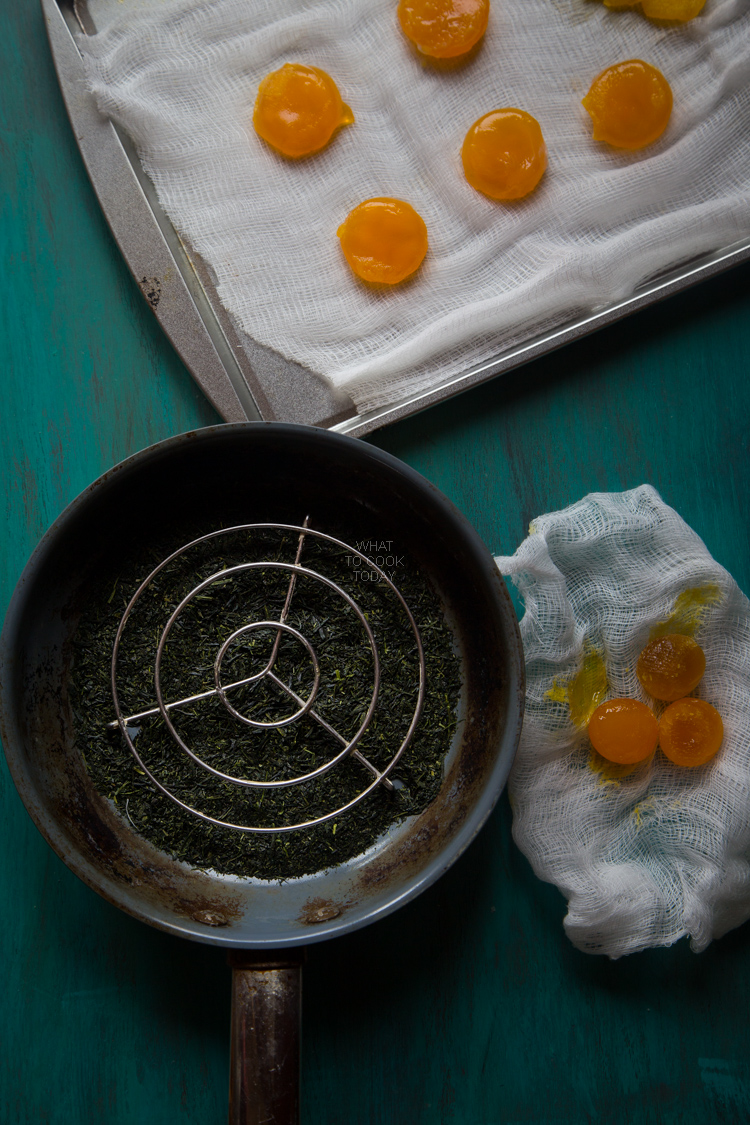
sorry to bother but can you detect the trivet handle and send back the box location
[227,949,307,1125]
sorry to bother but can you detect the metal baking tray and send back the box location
[44,0,750,436]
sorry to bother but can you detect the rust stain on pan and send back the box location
[22,655,245,928]
[2,424,523,951]
[298,898,346,924]
[60,763,244,923]
[138,276,162,310]
[188,907,233,928]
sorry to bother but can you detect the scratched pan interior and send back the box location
[0,423,524,948]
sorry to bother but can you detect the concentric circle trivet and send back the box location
[110,521,425,832]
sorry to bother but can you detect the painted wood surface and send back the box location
[2,0,750,1122]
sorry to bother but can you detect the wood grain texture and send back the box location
[2,0,750,1122]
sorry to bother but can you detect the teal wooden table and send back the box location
[2,2,750,1122]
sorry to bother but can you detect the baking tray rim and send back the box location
[46,0,750,436]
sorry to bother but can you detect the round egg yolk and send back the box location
[636,634,706,701]
[253,63,354,158]
[397,0,490,59]
[659,698,723,767]
[640,0,706,19]
[582,59,672,150]
[462,109,546,200]
[603,0,706,20]
[588,698,659,764]
[337,198,428,284]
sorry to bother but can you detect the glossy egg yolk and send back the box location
[640,0,706,18]
[582,59,672,150]
[397,0,490,59]
[636,634,706,701]
[603,0,706,21]
[588,698,659,764]
[253,63,354,158]
[659,698,723,767]
[462,109,546,200]
[337,198,428,284]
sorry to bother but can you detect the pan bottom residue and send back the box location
[69,523,461,880]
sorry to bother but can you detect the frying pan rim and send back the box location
[0,421,525,947]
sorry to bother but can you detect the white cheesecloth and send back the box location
[495,485,750,959]
[82,0,750,414]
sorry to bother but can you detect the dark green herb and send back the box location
[69,525,461,879]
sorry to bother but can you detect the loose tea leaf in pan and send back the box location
[69,524,461,880]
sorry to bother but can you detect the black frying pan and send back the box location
[0,422,523,1123]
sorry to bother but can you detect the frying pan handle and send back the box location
[227,949,306,1125]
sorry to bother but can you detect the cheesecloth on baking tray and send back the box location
[82,0,750,414]
[495,486,750,959]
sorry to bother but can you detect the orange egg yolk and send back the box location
[659,698,723,767]
[603,0,706,21]
[462,108,547,200]
[397,0,490,59]
[588,698,659,764]
[253,63,354,158]
[337,198,428,284]
[636,634,706,701]
[582,59,672,150]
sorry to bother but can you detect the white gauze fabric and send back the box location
[495,485,750,959]
[82,0,750,414]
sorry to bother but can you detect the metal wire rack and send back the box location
[110,520,425,833]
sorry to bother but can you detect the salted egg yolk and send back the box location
[603,0,706,21]
[640,0,706,18]
[462,109,547,200]
[253,63,354,158]
[636,634,706,701]
[397,0,490,59]
[588,698,659,764]
[659,698,723,767]
[337,198,428,284]
[582,59,672,150]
